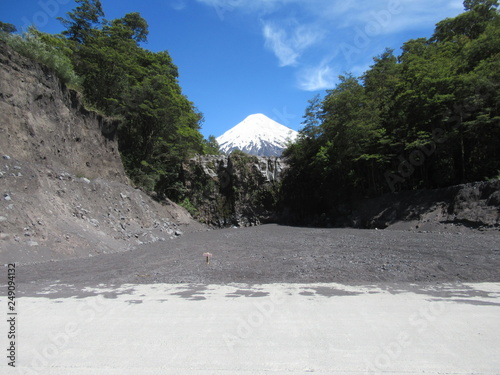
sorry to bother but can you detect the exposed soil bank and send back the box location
[0,40,204,263]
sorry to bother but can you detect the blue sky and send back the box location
[1,0,465,138]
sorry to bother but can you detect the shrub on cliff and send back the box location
[0,28,80,87]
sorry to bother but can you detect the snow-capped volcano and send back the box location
[216,114,299,157]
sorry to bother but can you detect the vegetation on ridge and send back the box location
[1,0,219,203]
[281,0,500,220]
[1,0,499,223]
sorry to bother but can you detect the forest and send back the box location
[1,0,499,221]
[281,0,500,219]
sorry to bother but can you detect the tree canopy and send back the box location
[281,0,500,221]
[0,21,17,34]
[51,0,216,198]
[57,0,104,44]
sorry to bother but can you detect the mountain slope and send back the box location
[216,114,298,157]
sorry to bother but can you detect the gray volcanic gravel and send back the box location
[16,225,500,291]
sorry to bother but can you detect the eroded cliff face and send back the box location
[182,154,287,227]
[0,41,125,184]
[0,40,204,264]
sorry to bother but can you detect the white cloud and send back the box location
[352,0,464,35]
[298,64,336,91]
[196,0,464,27]
[262,23,299,66]
[262,21,324,67]
[195,0,295,18]
[170,0,187,11]
[196,0,466,90]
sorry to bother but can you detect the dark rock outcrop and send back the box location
[311,180,500,232]
[182,153,287,227]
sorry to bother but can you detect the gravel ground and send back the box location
[16,224,500,294]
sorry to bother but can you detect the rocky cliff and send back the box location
[0,40,204,264]
[182,150,499,232]
[182,153,287,227]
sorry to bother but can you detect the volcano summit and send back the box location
[216,114,299,157]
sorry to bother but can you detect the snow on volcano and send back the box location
[216,113,299,157]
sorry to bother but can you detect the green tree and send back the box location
[56,1,207,199]
[58,0,104,44]
[203,135,221,155]
[432,0,499,42]
[281,0,500,222]
[0,21,17,34]
[111,12,149,44]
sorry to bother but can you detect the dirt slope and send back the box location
[0,40,204,264]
